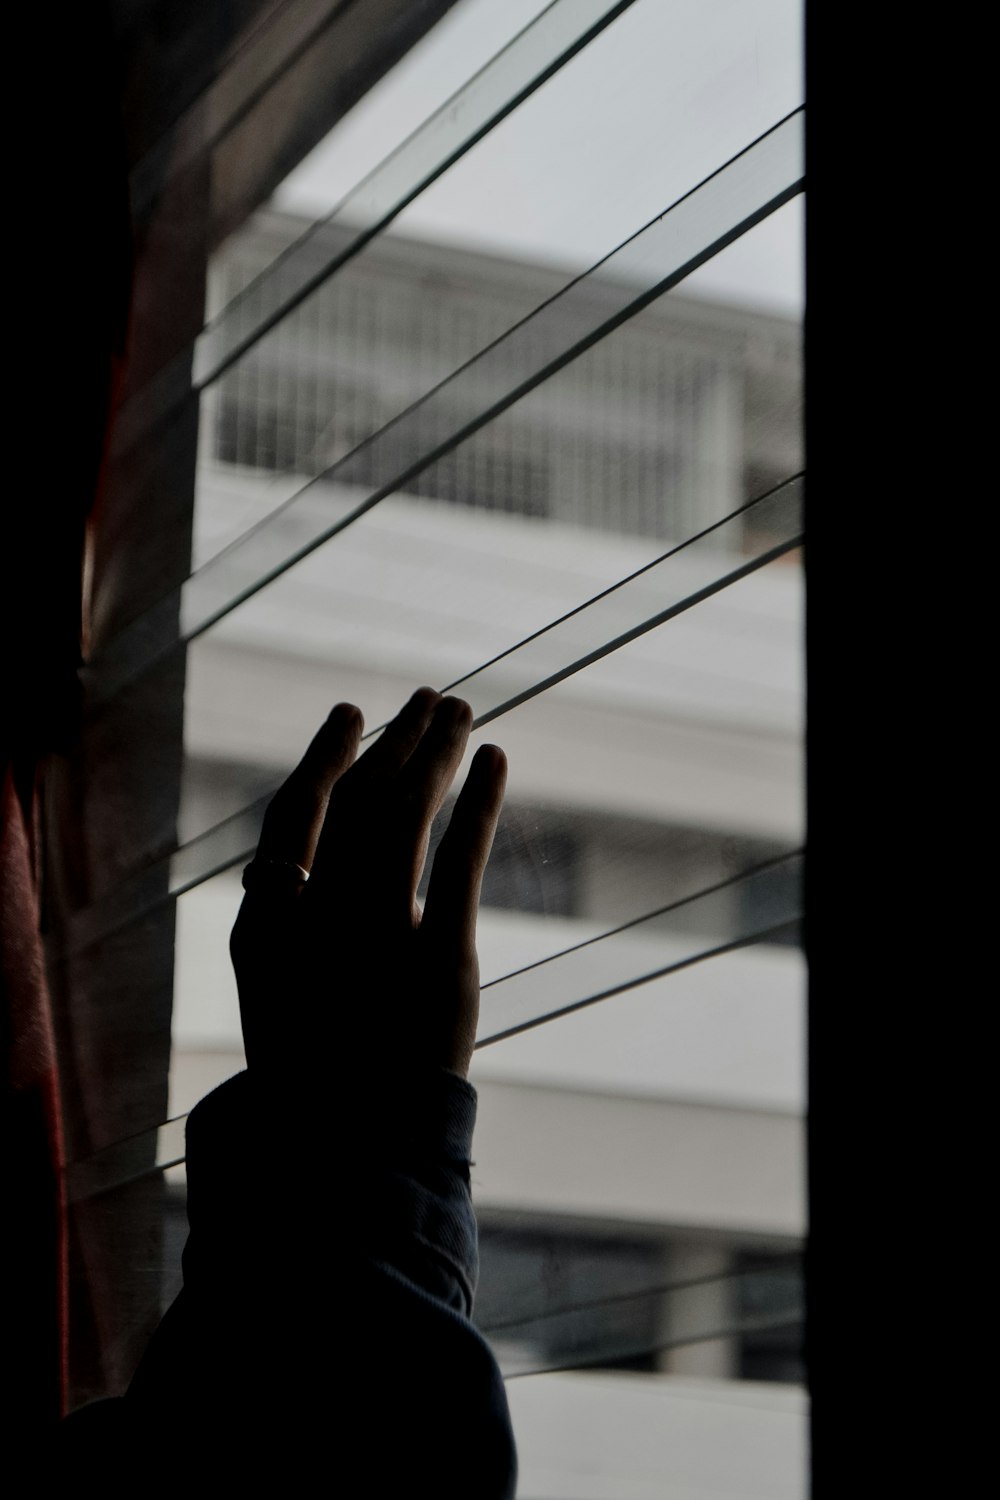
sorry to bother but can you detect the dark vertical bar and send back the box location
[9,3,137,1430]
[805,7,940,1493]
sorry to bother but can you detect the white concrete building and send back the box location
[169,211,806,1497]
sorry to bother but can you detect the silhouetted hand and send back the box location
[230,688,506,1079]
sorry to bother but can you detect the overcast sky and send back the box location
[275,0,803,316]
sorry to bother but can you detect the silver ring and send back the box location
[242,858,310,893]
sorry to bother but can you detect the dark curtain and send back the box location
[5,8,132,1431]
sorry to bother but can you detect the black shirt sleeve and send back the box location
[59,1068,517,1498]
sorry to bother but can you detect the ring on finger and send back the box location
[242,858,310,893]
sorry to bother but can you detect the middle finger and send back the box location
[308,687,444,889]
[397,696,474,897]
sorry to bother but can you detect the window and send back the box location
[59,3,807,1492]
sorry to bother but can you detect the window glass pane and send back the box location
[184,126,802,593]
[160,2,807,1491]
[388,0,803,271]
[170,869,244,1118]
[242,0,559,274]
[504,1366,807,1495]
[196,0,633,379]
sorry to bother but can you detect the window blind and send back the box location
[58,0,807,1472]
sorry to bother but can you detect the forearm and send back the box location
[111,1067,516,1495]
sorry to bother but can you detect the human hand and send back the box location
[230,689,506,1080]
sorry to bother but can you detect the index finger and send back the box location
[254,702,364,875]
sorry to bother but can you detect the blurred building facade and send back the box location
[170,208,806,1498]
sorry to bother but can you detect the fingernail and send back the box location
[327,702,361,726]
[478,743,506,776]
[410,686,441,710]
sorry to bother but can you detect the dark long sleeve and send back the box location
[59,1067,517,1497]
